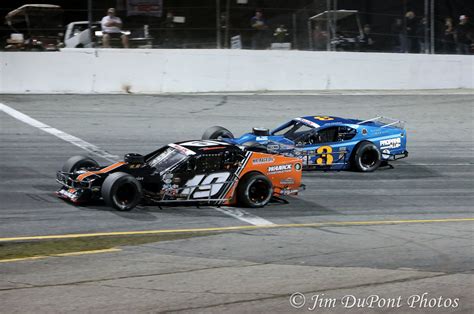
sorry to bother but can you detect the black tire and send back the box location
[62,155,99,173]
[202,126,234,140]
[352,141,382,172]
[237,172,273,208]
[101,172,142,211]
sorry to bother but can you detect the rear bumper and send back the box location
[383,150,408,161]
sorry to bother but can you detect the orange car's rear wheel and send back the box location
[237,172,273,208]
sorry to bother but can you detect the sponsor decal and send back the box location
[362,128,368,135]
[268,164,292,173]
[280,188,299,195]
[267,143,280,151]
[382,149,390,159]
[380,137,401,149]
[252,157,275,165]
[280,178,295,185]
[294,163,302,171]
[59,188,77,200]
[256,136,268,141]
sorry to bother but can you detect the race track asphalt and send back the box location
[0,92,473,313]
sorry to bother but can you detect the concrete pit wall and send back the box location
[1,49,473,93]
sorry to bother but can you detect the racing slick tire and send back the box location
[237,172,273,208]
[62,155,99,173]
[202,126,234,140]
[101,172,142,211]
[352,141,382,172]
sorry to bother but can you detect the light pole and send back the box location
[224,0,230,48]
[430,0,435,53]
[326,0,331,51]
[216,0,221,48]
[424,0,429,53]
[88,0,93,45]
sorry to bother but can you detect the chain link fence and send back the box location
[0,0,472,54]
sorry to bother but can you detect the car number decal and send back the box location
[316,146,334,165]
[182,172,231,198]
[314,116,334,121]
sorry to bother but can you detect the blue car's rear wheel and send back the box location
[352,141,382,172]
[202,126,234,140]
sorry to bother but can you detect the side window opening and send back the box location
[318,127,338,143]
[298,126,357,145]
[337,126,357,141]
[195,154,224,173]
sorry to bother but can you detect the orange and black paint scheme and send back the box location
[221,151,302,205]
[56,140,302,210]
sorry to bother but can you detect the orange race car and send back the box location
[56,140,303,211]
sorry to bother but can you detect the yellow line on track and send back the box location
[1,218,473,243]
[0,248,121,263]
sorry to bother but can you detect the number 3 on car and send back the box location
[316,146,333,165]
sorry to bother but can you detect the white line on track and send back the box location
[186,91,474,96]
[213,207,275,226]
[396,163,472,166]
[0,103,119,162]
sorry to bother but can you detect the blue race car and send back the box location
[202,116,408,172]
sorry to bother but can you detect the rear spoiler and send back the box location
[357,116,405,129]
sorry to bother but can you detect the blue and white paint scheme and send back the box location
[203,116,408,171]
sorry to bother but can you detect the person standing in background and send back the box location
[443,17,456,54]
[250,10,269,49]
[404,11,418,53]
[391,18,404,52]
[358,24,375,52]
[455,15,472,54]
[416,17,429,53]
[162,12,176,48]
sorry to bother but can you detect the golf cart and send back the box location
[308,10,363,51]
[5,4,63,51]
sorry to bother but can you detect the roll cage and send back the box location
[271,120,314,140]
[357,116,405,129]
